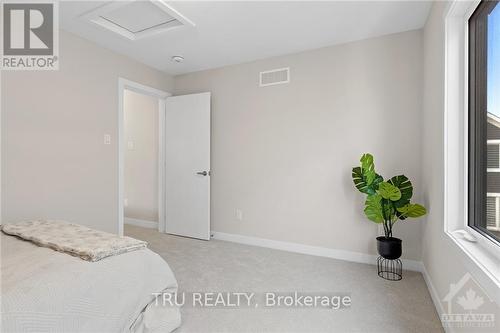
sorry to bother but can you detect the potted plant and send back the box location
[352,153,426,260]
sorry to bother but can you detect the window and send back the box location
[468,0,500,244]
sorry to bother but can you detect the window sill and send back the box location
[446,229,500,304]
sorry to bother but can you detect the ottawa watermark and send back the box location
[441,273,498,329]
[1,1,59,70]
[152,292,351,310]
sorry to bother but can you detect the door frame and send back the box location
[118,78,171,236]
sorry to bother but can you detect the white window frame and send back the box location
[444,0,500,304]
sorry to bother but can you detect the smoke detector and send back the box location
[171,55,184,63]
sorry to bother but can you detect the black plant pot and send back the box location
[376,236,402,260]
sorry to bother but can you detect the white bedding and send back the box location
[1,233,181,333]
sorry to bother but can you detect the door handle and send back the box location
[196,171,209,176]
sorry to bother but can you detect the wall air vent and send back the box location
[81,0,194,41]
[259,67,290,87]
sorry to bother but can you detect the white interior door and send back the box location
[164,92,211,240]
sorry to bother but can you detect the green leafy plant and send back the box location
[352,153,427,238]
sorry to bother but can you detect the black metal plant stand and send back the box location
[377,256,402,281]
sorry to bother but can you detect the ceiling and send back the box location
[60,1,432,76]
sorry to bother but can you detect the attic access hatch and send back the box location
[81,0,194,40]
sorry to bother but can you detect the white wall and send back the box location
[124,90,159,223]
[1,30,172,233]
[175,30,424,260]
[421,0,465,291]
[421,0,500,320]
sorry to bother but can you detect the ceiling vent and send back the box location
[259,68,290,87]
[81,0,194,40]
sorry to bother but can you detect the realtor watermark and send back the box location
[1,1,59,70]
[441,273,497,329]
[152,292,351,310]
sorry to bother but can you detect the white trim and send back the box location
[119,78,170,100]
[421,265,453,333]
[211,231,423,272]
[0,70,2,224]
[118,81,124,237]
[486,139,500,171]
[118,78,170,236]
[443,0,500,303]
[487,112,500,128]
[158,99,166,234]
[496,196,500,231]
[125,217,158,229]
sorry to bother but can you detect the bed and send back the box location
[1,231,181,332]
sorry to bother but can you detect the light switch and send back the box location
[236,209,243,221]
[127,141,135,150]
[104,134,111,145]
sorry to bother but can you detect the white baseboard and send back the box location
[211,231,423,272]
[125,218,158,229]
[211,231,450,329]
[421,264,451,333]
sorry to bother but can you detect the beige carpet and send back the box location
[125,225,443,333]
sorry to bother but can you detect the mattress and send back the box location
[1,232,181,332]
